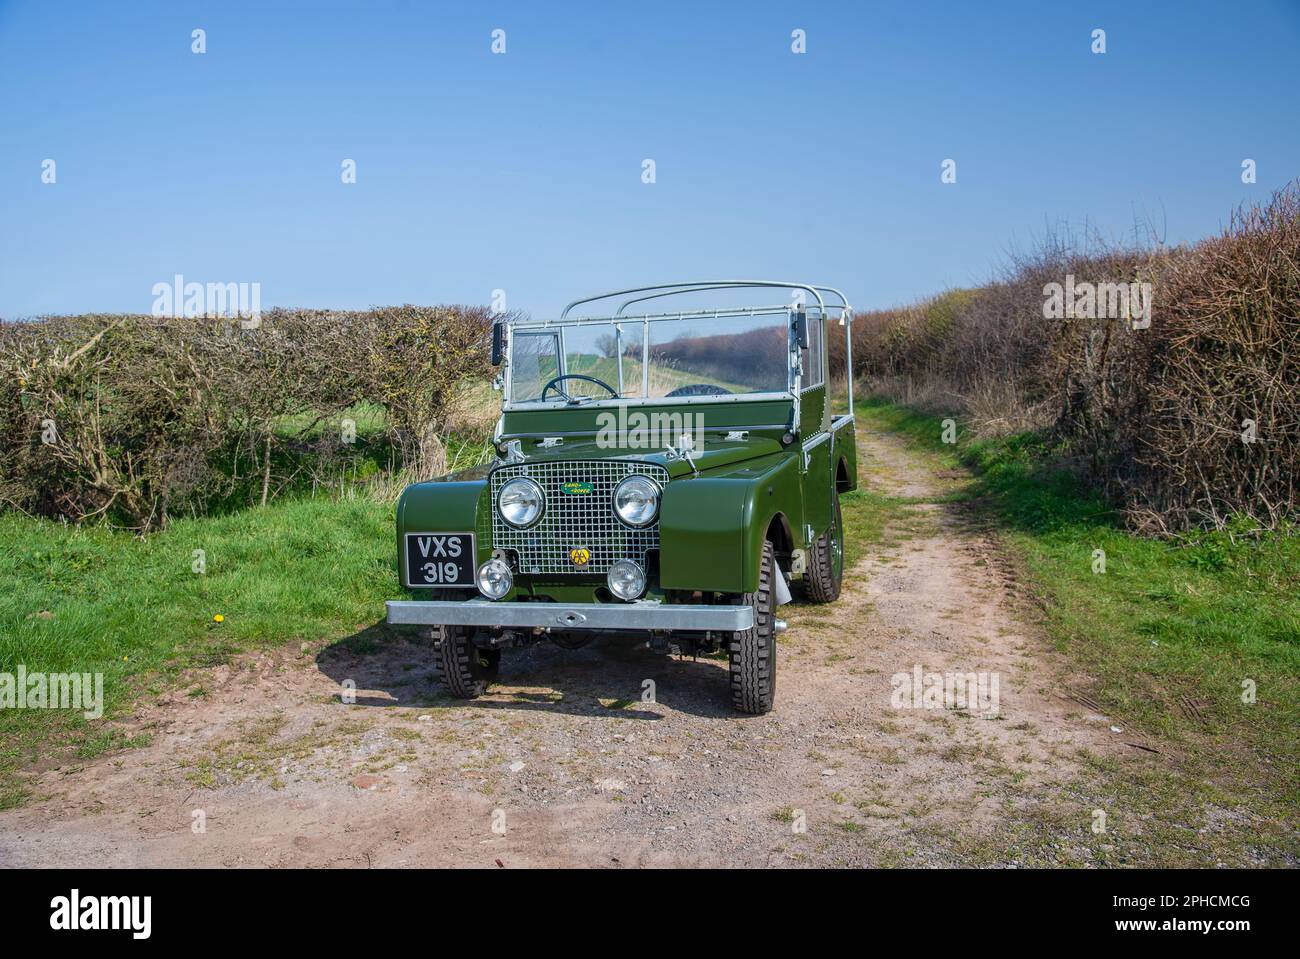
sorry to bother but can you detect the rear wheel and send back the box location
[430,624,500,698]
[805,490,843,603]
[728,540,777,715]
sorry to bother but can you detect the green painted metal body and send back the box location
[394,318,856,603]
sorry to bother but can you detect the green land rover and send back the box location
[386,281,856,714]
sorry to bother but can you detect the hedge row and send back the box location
[853,184,1300,534]
[0,306,504,528]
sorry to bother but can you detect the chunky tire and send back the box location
[431,625,500,698]
[728,540,777,715]
[805,490,843,603]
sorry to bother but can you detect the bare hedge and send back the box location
[0,305,506,528]
[854,183,1300,533]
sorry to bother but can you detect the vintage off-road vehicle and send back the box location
[386,281,856,714]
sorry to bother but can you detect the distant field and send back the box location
[563,353,754,397]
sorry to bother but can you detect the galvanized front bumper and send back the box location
[386,598,752,632]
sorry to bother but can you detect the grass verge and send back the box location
[856,396,1298,864]
[0,497,395,808]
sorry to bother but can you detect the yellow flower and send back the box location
[213,614,224,623]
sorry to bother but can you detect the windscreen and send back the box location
[509,312,791,404]
[646,313,789,398]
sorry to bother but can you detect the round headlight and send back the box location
[607,559,646,601]
[497,477,545,528]
[613,475,660,528]
[477,558,513,600]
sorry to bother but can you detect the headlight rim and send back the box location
[497,476,546,529]
[612,474,662,529]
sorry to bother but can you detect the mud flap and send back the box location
[773,570,793,606]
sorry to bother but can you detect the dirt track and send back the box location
[0,430,1146,867]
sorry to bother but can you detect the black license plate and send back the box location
[404,532,476,588]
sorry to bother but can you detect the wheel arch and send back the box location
[835,455,853,493]
[764,511,795,574]
[660,453,803,595]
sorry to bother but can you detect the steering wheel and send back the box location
[665,383,731,398]
[541,373,619,403]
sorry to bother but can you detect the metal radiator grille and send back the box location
[491,460,668,575]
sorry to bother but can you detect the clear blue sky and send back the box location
[2,0,1297,319]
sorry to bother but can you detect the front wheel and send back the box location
[430,625,500,698]
[728,540,777,715]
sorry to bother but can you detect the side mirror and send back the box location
[793,308,810,351]
[490,321,505,366]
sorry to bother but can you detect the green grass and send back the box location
[840,476,894,567]
[855,396,1299,860]
[275,399,388,439]
[0,496,396,808]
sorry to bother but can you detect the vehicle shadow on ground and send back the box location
[315,620,743,720]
